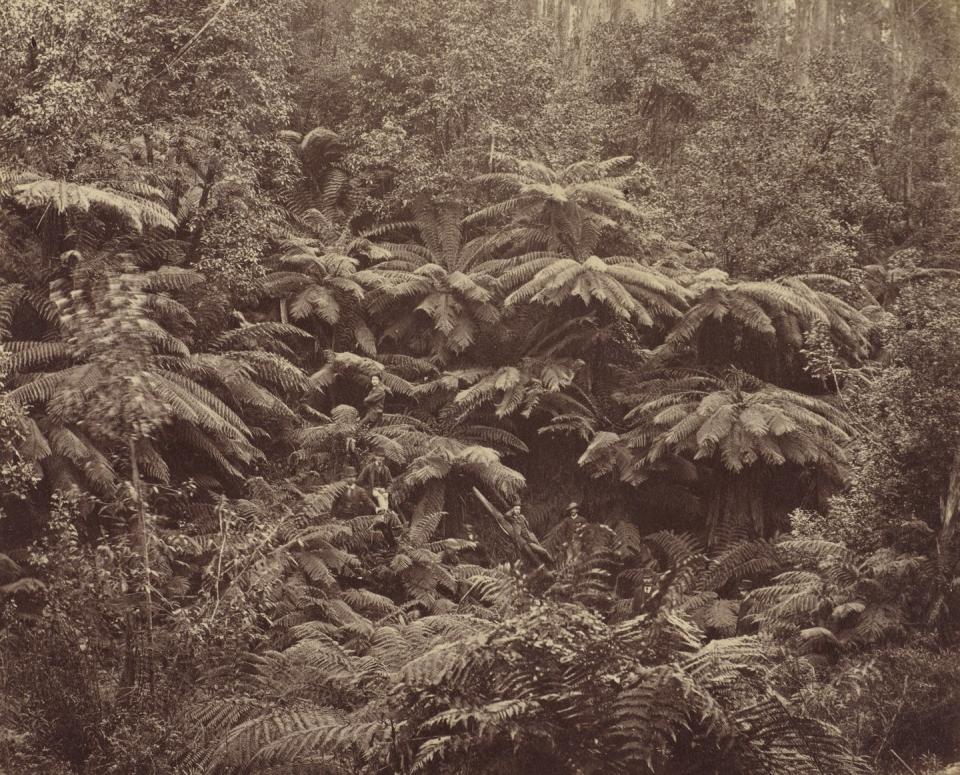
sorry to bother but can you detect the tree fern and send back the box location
[661,269,873,374]
[747,536,928,647]
[467,153,642,257]
[594,369,852,536]
[12,175,177,232]
[279,126,357,226]
[501,253,689,326]
[310,350,419,398]
[448,356,583,419]
[260,238,377,353]
[4,271,300,494]
[364,197,500,361]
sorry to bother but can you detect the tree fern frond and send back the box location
[14,178,178,231]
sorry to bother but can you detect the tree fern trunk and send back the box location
[40,208,64,260]
[708,468,766,542]
[587,305,616,394]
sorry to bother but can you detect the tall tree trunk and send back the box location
[940,447,960,551]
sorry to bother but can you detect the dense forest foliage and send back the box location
[1,0,960,772]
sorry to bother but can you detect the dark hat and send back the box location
[565,501,580,513]
[342,465,357,478]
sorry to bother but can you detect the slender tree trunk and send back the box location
[129,439,153,647]
[903,124,914,230]
[187,160,219,262]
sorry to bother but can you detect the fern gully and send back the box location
[2,1,960,772]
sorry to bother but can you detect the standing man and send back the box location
[559,501,586,565]
[358,455,392,489]
[362,373,386,426]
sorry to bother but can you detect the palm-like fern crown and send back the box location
[467,153,642,257]
[2,168,182,293]
[9,172,178,233]
[295,397,526,518]
[456,155,691,325]
[369,196,486,274]
[499,252,690,326]
[446,311,604,433]
[261,237,378,353]
[445,355,584,420]
[618,369,851,479]
[663,269,873,364]
[285,128,346,175]
[747,533,960,647]
[393,430,527,511]
[2,270,305,492]
[295,402,414,472]
[364,197,500,358]
[309,349,423,400]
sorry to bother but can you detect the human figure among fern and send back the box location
[332,466,378,519]
[504,502,554,569]
[371,485,390,514]
[556,501,587,566]
[630,566,665,615]
[474,488,554,569]
[373,495,406,549]
[361,373,386,426]
[357,455,392,489]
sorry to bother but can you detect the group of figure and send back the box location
[334,461,405,547]
[473,489,591,572]
[330,373,404,541]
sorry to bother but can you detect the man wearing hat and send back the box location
[558,501,586,566]
[333,465,377,519]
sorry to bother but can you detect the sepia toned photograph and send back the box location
[1,0,959,772]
